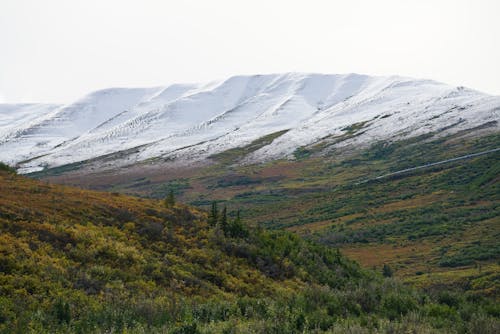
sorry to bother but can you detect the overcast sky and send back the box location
[1,0,499,103]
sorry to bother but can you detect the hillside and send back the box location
[37,129,500,298]
[1,73,499,174]
[1,169,499,333]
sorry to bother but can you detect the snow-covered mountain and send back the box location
[1,73,499,173]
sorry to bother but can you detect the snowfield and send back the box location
[0,73,499,173]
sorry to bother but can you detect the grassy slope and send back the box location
[36,130,500,298]
[0,170,366,333]
[224,133,500,296]
[2,170,500,333]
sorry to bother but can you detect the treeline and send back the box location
[164,190,249,239]
[208,201,248,238]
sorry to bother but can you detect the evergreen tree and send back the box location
[54,300,71,324]
[208,201,218,226]
[164,190,175,208]
[220,206,228,236]
[382,264,393,277]
[227,209,248,238]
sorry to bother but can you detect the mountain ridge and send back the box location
[1,72,499,174]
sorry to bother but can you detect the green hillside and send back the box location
[34,130,500,296]
[1,168,499,333]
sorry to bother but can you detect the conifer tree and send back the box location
[164,190,175,208]
[221,206,228,235]
[382,264,393,277]
[208,201,218,226]
[227,209,248,238]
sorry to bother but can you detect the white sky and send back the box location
[1,0,499,103]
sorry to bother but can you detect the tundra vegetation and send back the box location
[0,166,499,333]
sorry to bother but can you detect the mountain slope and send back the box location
[0,103,61,141]
[1,73,498,173]
[1,170,499,333]
[46,129,499,297]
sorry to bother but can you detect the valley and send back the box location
[1,156,499,332]
[31,127,500,297]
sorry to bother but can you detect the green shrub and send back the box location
[382,292,418,320]
[0,162,16,174]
